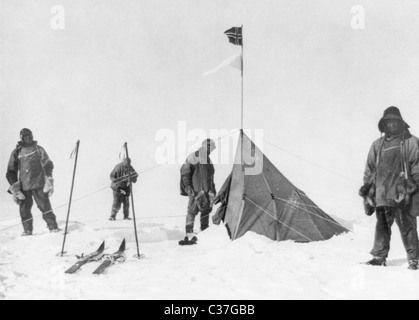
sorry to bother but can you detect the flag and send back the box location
[203,53,242,76]
[224,27,243,46]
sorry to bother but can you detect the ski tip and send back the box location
[98,241,106,252]
[119,239,126,252]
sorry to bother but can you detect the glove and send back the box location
[363,200,376,216]
[43,176,54,197]
[10,182,25,205]
[359,183,376,216]
[185,186,194,197]
[131,174,138,184]
[395,179,418,205]
[359,183,372,197]
[120,189,127,196]
[111,182,118,190]
[405,179,418,195]
[196,191,211,212]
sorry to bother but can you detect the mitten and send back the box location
[10,182,25,205]
[360,184,376,216]
[43,176,54,197]
[359,183,372,197]
[185,186,194,197]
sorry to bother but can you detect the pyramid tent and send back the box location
[219,132,349,242]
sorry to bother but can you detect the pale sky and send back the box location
[1,0,419,221]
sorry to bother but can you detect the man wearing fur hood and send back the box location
[361,107,419,270]
[109,157,138,221]
[180,139,217,240]
[6,129,59,236]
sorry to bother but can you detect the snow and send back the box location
[3,0,419,301]
[1,190,419,300]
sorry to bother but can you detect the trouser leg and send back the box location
[370,207,395,259]
[111,191,122,218]
[19,191,34,233]
[186,196,199,234]
[395,208,419,261]
[200,208,212,232]
[123,195,130,218]
[33,188,58,230]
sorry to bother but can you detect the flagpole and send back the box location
[240,25,245,178]
[240,25,246,211]
[241,25,244,132]
[225,25,245,188]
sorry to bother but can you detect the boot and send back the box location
[187,232,198,244]
[366,257,387,267]
[109,216,116,221]
[179,233,198,246]
[408,260,418,270]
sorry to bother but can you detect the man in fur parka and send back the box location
[361,107,419,270]
[180,139,217,241]
[109,157,138,221]
[6,129,59,236]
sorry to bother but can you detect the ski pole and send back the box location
[59,140,80,257]
[124,142,142,259]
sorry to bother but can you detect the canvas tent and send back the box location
[218,132,348,242]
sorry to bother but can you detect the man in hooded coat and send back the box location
[180,139,217,241]
[361,107,419,270]
[6,129,59,235]
[109,157,138,221]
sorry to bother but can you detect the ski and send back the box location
[178,236,198,246]
[65,241,106,274]
[93,239,126,275]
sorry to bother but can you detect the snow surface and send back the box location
[3,0,419,301]
[1,189,419,300]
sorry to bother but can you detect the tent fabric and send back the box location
[221,132,348,242]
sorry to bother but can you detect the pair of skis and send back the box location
[65,239,126,275]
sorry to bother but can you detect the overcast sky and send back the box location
[2,0,419,221]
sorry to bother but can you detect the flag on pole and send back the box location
[224,27,243,46]
[203,53,242,76]
[203,27,243,76]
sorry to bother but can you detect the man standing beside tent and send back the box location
[6,129,59,236]
[180,139,217,244]
[361,107,419,270]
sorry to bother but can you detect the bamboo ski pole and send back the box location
[124,142,142,259]
[59,140,80,257]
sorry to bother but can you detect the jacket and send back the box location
[180,149,216,197]
[110,162,138,194]
[364,133,419,208]
[6,141,53,192]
